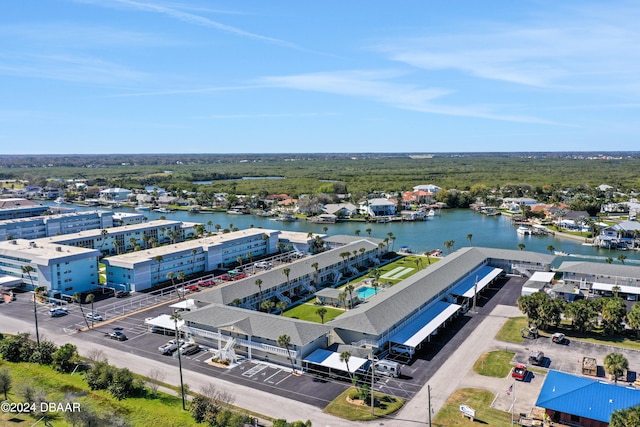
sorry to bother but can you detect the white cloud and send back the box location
[257,70,561,124]
[373,3,640,94]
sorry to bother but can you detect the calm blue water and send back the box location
[356,286,377,299]
[46,203,640,267]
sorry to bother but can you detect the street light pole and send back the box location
[172,310,186,410]
[370,354,376,416]
[427,384,432,427]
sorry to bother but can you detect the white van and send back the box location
[375,360,401,378]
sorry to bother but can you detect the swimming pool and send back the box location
[356,286,378,299]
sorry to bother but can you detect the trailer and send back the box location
[375,360,402,378]
[582,357,597,377]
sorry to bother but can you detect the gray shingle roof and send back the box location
[558,261,640,278]
[194,239,381,305]
[181,304,329,346]
[329,247,555,335]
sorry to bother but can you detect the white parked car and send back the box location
[86,312,103,321]
[158,339,184,355]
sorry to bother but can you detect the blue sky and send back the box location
[2,1,639,154]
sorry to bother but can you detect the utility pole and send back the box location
[472,275,478,313]
[172,310,186,410]
[370,354,376,416]
[427,384,432,427]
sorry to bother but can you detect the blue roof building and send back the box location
[536,370,640,426]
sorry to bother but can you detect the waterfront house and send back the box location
[360,198,396,217]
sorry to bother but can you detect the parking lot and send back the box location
[5,272,640,415]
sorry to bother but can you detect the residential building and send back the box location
[0,210,114,241]
[99,188,132,202]
[0,238,100,296]
[0,198,50,221]
[103,228,280,291]
[360,198,396,217]
[322,203,358,218]
[558,261,640,299]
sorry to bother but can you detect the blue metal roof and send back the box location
[536,370,640,423]
[448,265,496,297]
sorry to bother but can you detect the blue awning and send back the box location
[449,266,503,298]
[389,301,461,348]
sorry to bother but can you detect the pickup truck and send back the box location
[158,339,184,355]
[528,350,545,366]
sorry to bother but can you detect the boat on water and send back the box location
[376,217,391,223]
[554,250,571,256]
[516,226,532,236]
[271,213,297,222]
[135,205,150,211]
[226,209,244,215]
[427,209,436,217]
[154,207,174,213]
[54,197,66,204]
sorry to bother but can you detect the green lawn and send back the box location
[473,350,515,378]
[283,303,343,323]
[0,360,202,427]
[432,388,512,427]
[323,387,404,421]
[495,316,528,343]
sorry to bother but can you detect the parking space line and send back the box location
[264,369,282,383]
[275,373,291,386]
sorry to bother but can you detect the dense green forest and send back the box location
[1,153,639,197]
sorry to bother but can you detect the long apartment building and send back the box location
[0,210,114,241]
[0,198,50,221]
[103,228,281,292]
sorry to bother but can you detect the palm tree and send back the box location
[340,351,354,386]
[372,281,381,297]
[345,284,355,309]
[22,265,40,349]
[466,233,473,246]
[99,229,109,254]
[215,224,221,233]
[316,307,328,324]
[612,285,621,299]
[338,292,348,310]
[546,245,555,254]
[604,352,629,384]
[518,243,526,251]
[322,226,329,234]
[365,228,372,236]
[311,262,319,283]
[73,292,90,329]
[191,249,197,274]
[255,279,263,301]
[354,229,361,236]
[339,252,351,275]
[85,293,96,328]
[277,334,296,374]
[261,300,274,313]
[167,272,176,291]
[605,257,614,264]
[177,271,186,299]
[276,301,288,314]
[171,310,186,410]
[141,232,149,250]
[207,220,213,233]
[154,255,164,284]
[282,268,291,284]
[443,240,453,254]
[618,254,627,265]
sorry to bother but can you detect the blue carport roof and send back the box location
[449,265,502,298]
[389,301,460,348]
[536,370,640,423]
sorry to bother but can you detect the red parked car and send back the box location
[512,364,527,381]
[219,274,231,281]
[233,273,246,280]
[185,285,199,292]
[199,280,214,287]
